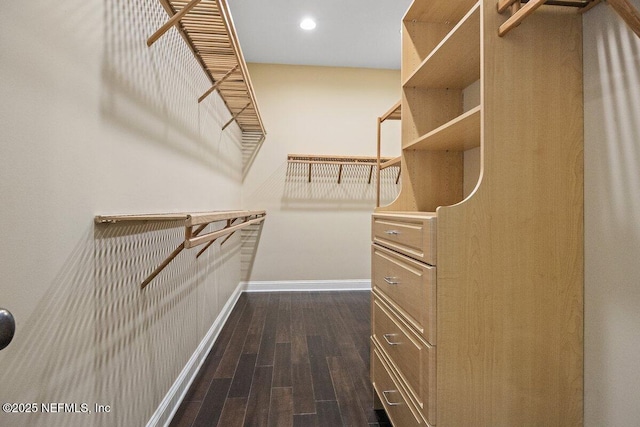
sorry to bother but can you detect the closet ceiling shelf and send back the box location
[498,0,640,38]
[95,210,266,289]
[149,0,267,137]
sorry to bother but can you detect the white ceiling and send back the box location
[227,0,413,70]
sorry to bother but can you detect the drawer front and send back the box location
[372,244,436,345]
[372,297,436,426]
[372,214,436,265]
[372,346,425,427]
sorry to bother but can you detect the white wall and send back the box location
[0,1,246,426]
[242,64,401,283]
[583,2,640,426]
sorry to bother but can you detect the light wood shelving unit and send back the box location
[371,1,584,425]
[96,210,266,289]
[148,0,267,168]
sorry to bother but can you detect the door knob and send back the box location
[0,308,15,351]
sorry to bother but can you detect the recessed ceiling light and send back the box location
[300,17,316,31]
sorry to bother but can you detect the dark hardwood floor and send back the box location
[169,291,391,427]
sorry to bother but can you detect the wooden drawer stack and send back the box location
[371,212,437,426]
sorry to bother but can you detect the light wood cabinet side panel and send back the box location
[435,4,583,427]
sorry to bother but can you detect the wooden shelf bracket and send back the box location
[147,0,203,47]
[198,65,239,104]
[497,0,616,36]
[498,0,640,38]
[95,210,266,289]
[498,0,548,36]
[222,102,252,131]
[146,0,267,167]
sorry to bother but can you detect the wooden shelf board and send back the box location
[158,0,266,136]
[95,213,190,223]
[407,105,481,151]
[404,0,479,24]
[95,210,265,225]
[287,154,395,165]
[372,211,437,220]
[404,3,480,89]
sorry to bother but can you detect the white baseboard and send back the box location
[146,282,245,427]
[240,279,371,292]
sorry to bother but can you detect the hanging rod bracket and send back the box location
[222,102,252,131]
[498,0,608,36]
[198,65,240,103]
[147,0,203,47]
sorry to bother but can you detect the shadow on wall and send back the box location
[93,220,243,427]
[0,220,246,427]
[100,0,242,178]
[283,161,400,210]
[94,220,200,427]
[240,221,265,282]
[595,17,640,222]
[246,161,400,211]
[0,228,97,427]
[584,8,640,425]
[242,132,266,182]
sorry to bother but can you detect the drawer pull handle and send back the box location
[384,230,400,236]
[382,390,402,406]
[383,277,399,285]
[383,333,400,346]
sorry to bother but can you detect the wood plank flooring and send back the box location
[169,291,391,427]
